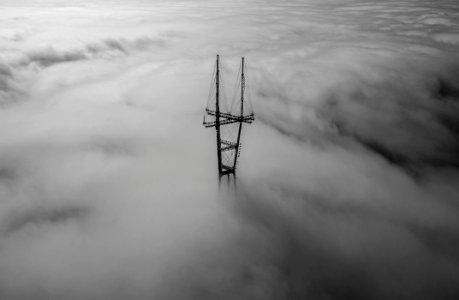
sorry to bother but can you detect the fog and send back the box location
[1,0,459,299]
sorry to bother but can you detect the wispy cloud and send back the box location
[0,0,458,299]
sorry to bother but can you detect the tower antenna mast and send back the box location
[203,55,254,179]
[215,54,222,174]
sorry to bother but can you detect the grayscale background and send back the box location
[1,0,459,299]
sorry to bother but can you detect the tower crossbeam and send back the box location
[203,115,254,128]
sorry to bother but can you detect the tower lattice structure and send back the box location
[203,55,255,178]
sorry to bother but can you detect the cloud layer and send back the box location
[1,0,459,299]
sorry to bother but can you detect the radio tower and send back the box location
[203,55,255,179]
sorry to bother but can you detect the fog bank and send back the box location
[1,1,459,299]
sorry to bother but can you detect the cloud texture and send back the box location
[1,0,459,299]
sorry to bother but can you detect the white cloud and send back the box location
[0,0,459,299]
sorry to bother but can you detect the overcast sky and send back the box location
[1,0,459,299]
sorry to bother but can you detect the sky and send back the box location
[1,0,459,299]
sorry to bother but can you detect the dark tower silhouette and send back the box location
[203,55,254,179]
